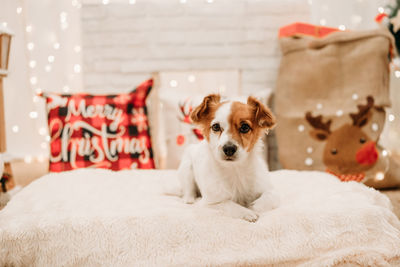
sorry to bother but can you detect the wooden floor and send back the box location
[6,160,400,219]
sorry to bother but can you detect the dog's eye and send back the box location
[239,123,251,134]
[331,148,338,155]
[360,138,366,144]
[211,123,221,132]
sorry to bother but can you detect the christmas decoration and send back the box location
[382,0,400,54]
[275,23,400,188]
[41,79,155,172]
[279,22,339,38]
[0,155,10,209]
[0,24,12,76]
[178,99,204,142]
[373,3,400,169]
[305,96,388,183]
[390,11,400,32]
[0,23,15,193]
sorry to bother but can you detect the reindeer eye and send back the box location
[211,123,221,132]
[331,149,338,155]
[360,138,366,144]
[239,123,251,134]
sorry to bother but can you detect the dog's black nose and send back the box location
[223,144,237,157]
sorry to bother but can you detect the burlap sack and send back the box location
[275,28,400,188]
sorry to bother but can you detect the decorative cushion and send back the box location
[42,79,155,172]
[157,93,210,169]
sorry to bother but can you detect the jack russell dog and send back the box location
[178,94,279,222]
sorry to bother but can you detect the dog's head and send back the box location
[190,94,276,163]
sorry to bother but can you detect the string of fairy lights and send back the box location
[9,0,84,163]
[4,0,217,164]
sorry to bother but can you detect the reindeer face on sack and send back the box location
[305,96,379,175]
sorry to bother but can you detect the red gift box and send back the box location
[279,22,340,38]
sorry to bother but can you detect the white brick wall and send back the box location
[81,0,310,95]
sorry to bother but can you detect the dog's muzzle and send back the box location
[223,143,238,157]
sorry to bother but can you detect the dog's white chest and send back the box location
[222,167,259,206]
[189,142,261,206]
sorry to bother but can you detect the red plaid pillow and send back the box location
[42,79,155,172]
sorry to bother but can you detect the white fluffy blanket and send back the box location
[1,169,400,266]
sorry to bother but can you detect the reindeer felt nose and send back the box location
[355,141,378,165]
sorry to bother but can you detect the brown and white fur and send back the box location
[178,94,279,222]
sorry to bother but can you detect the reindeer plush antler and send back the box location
[305,112,332,133]
[305,112,332,141]
[178,100,193,124]
[177,100,204,141]
[349,96,374,127]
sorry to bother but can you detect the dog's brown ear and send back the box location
[190,94,221,124]
[247,96,276,129]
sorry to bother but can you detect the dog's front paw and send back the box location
[250,192,280,213]
[240,209,259,223]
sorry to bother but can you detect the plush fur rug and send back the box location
[382,189,400,219]
[1,169,400,266]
